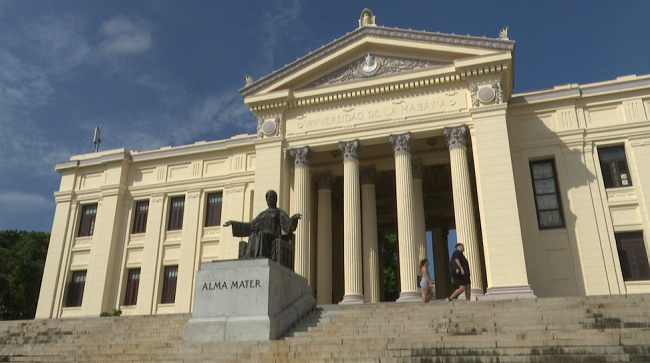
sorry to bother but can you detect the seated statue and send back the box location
[223,190,301,265]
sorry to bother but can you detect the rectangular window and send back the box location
[161,265,178,304]
[530,160,565,229]
[132,201,149,234]
[598,145,632,188]
[615,232,650,281]
[167,197,185,231]
[78,204,97,237]
[205,192,223,227]
[65,270,86,307]
[123,268,141,306]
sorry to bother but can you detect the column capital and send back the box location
[412,160,424,180]
[314,172,334,190]
[338,139,362,161]
[444,125,468,149]
[289,146,312,168]
[359,166,376,185]
[389,132,412,155]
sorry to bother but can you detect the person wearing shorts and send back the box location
[447,243,471,301]
[419,259,433,303]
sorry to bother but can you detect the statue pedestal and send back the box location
[183,259,315,342]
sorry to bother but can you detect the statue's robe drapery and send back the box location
[230,207,299,260]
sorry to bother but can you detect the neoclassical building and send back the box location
[36,10,650,318]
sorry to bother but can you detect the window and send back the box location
[65,270,86,307]
[167,197,185,231]
[132,201,149,234]
[205,192,223,227]
[78,204,97,237]
[161,266,178,304]
[615,232,650,281]
[124,268,141,306]
[598,145,632,188]
[530,160,565,229]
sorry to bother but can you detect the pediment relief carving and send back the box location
[299,54,449,90]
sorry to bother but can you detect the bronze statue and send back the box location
[224,190,301,264]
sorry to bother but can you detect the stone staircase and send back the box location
[1,294,650,362]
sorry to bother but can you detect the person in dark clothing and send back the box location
[447,243,471,301]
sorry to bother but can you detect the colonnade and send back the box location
[289,125,484,304]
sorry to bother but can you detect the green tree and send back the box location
[0,230,50,320]
[381,233,399,302]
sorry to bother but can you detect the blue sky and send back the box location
[1,0,650,232]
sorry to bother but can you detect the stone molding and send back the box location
[289,146,313,168]
[287,110,470,144]
[240,26,514,97]
[389,132,412,155]
[338,139,362,162]
[444,125,468,149]
[359,166,377,185]
[411,160,424,180]
[300,54,448,89]
[314,172,334,190]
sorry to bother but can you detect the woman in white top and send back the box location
[419,259,433,303]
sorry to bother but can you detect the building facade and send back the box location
[36,10,650,318]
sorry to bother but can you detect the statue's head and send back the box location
[265,190,278,208]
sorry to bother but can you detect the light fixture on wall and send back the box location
[330,149,341,157]
[426,137,438,146]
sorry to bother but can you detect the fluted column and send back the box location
[412,160,427,262]
[444,125,484,298]
[360,166,380,303]
[314,172,334,305]
[289,146,312,280]
[389,132,420,302]
[338,140,364,304]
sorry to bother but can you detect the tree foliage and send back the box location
[0,230,50,320]
[381,233,399,302]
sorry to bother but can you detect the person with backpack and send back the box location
[446,243,471,301]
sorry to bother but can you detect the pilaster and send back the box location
[174,189,202,313]
[137,193,165,315]
[469,108,536,300]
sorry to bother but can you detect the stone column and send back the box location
[314,172,334,305]
[389,132,420,302]
[444,125,484,298]
[360,166,380,304]
[338,140,364,304]
[289,146,312,281]
[412,160,427,262]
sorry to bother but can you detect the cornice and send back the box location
[249,61,509,113]
[240,26,514,98]
[468,103,508,115]
[54,190,74,203]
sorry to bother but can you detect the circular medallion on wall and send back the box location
[477,87,496,103]
[262,120,276,136]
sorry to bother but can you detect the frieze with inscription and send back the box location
[286,91,467,136]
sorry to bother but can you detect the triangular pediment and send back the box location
[298,54,451,90]
[240,26,514,102]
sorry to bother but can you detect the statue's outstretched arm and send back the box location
[280,210,301,234]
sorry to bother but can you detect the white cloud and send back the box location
[99,16,152,56]
[0,192,52,213]
[259,0,302,72]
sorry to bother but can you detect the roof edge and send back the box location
[239,26,515,98]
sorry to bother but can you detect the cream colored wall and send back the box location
[35,140,256,318]
[509,81,650,297]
